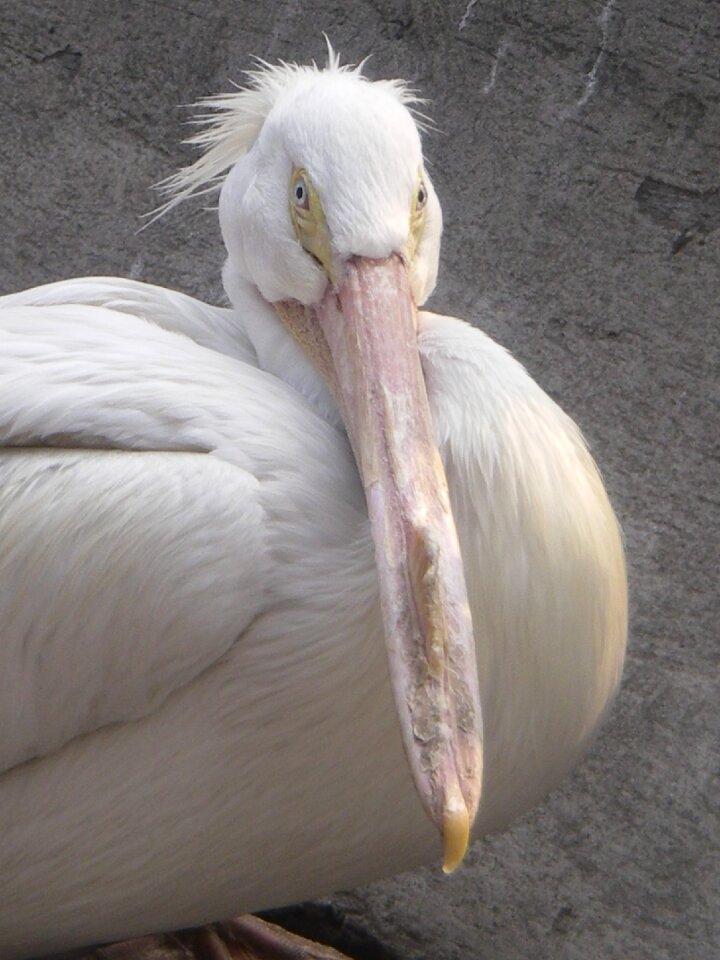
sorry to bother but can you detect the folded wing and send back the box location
[0,297,280,773]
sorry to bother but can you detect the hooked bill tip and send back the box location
[441,795,471,874]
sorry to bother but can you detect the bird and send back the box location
[0,48,627,960]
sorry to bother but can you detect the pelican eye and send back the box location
[293,175,309,210]
[409,173,428,259]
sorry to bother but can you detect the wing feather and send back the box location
[0,447,268,773]
[0,302,277,454]
[0,277,257,364]
[0,296,364,775]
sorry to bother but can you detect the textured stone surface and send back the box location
[1,1,718,957]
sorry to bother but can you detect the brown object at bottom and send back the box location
[48,916,352,960]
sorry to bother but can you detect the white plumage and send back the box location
[0,54,626,960]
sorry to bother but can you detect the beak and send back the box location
[276,255,483,871]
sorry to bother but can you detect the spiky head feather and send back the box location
[153,45,421,221]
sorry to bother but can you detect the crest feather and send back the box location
[149,45,422,223]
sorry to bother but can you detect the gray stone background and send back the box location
[1,1,718,958]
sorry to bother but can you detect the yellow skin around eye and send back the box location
[289,168,335,282]
[408,174,427,261]
[288,166,427,281]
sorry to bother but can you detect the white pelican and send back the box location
[0,51,627,960]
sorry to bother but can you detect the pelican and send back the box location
[0,51,627,960]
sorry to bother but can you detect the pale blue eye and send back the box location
[293,176,309,209]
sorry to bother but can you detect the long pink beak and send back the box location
[278,256,483,870]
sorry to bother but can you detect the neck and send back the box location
[223,268,342,427]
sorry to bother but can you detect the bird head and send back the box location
[216,66,441,307]
[157,48,482,873]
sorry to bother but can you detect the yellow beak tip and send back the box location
[441,798,471,874]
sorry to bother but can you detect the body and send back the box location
[0,278,624,957]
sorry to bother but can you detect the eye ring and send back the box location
[416,180,428,210]
[292,173,310,210]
